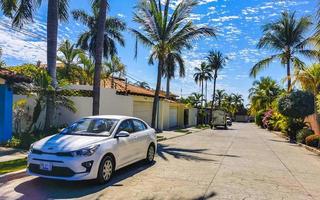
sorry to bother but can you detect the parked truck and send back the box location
[211,109,231,129]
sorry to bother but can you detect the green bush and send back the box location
[296,128,314,144]
[278,90,314,118]
[255,111,265,128]
[306,134,320,147]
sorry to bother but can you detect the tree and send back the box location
[193,62,212,106]
[215,89,226,107]
[104,55,126,88]
[131,0,215,128]
[248,77,281,115]
[0,0,70,130]
[72,2,126,115]
[250,12,316,91]
[57,40,83,83]
[0,47,5,67]
[295,64,320,126]
[207,50,227,120]
[135,81,151,89]
[78,53,95,85]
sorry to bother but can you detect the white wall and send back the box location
[13,85,133,130]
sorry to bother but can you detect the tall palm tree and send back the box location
[193,62,212,106]
[190,92,203,108]
[72,1,126,115]
[131,0,215,128]
[104,55,126,88]
[231,93,244,117]
[295,64,320,123]
[250,12,316,91]
[215,89,226,107]
[0,0,70,130]
[57,40,83,82]
[207,50,227,119]
[248,77,281,115]
[163,53,185,99]
[0,47,5,67]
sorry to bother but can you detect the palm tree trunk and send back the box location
[166,76,170,99]
[44,0,58,131]
[205,80,208,106]
[210,73,217,122]
[201,80,204,106]
[287,56,291,92]
[92,0,107,115]
[151,60,163,129]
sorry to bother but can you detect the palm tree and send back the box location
[207,50,227,119]
[163,51,185,99]
[248,77,281,115]
[135,81,151,89]
[215,89,226,107]
[190,93,203,108]
[78,53,95,85]
[131,0,215,128]
[57,40,83,82]
[250,12,316,91]
[0,47,5,67]
[231,93,244,117]
[104,55,126,88]
[295,64,320,123]
[0,0,70,130]
[72,2,126,115]
[193,62,212,106]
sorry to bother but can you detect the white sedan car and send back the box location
[27,115,157,184]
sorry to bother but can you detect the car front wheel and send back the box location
[97,156,114,184]
[146,144,155,163]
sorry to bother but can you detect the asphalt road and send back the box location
[1,123,320,200]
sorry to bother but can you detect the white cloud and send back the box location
[210,15,240,22]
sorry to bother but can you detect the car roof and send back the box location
[85,115,138,120]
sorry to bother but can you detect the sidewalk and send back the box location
[0,147,27,162]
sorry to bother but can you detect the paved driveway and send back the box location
[1,123,320,200]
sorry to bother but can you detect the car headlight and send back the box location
[71,144,100,157]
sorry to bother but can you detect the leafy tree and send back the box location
[104,55,126,88]
[248,77,281,115]
[215,89,226,107]
[78,53,94,85]
[193,62,212,106]
[250,12,316,91]
[207,50,227,117]
[57,40,83,82]
[72,1,125,115]
[131,0,215,128]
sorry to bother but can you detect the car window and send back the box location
[117,120,134,133]
[132,119,147,132]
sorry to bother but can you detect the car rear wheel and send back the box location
[146,144,155,163]
[96,156,114,184]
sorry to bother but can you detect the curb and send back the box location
[157,128,206,142]
[0,169,27,183]
[270,130,320,156]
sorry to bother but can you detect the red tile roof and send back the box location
[102,77,178,99]
[0,68,32,83]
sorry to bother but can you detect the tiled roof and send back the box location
[0,68,32,83]
[102,77,178,99]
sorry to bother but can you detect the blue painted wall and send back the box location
[0,84,13,143]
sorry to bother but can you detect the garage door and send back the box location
[133,101,152,126]
[169,107,178,128]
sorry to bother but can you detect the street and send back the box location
[1,123,320,200]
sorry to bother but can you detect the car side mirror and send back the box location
[115,131,130,138]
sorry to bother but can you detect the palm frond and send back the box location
[250,54,279,78]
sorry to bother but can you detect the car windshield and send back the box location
[61,118,119,136]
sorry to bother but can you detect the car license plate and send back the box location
[40,162,52,171]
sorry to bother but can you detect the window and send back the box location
[132,120,147,132]
[117,120,134,133]
[61,118,118,136]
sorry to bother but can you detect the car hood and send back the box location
[33,134,111,152]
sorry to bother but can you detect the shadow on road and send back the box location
[14,161,155,199]
[157,144,216,162]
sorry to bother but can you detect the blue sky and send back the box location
[0,0,317,104]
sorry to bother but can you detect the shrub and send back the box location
[262,110,273,130]
[268,112,288,133]
[278,90,314,118]
[255,110,265,127]
[296,128,314,144]
[305,134,320,147]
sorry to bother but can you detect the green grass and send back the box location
[195,124,211,129]
[0,158,27,175]
[174,129,190,133]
